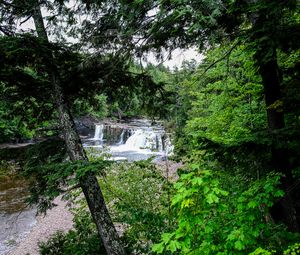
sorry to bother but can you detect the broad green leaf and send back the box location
[235,240,245,250]
[206,193,219,204]
[167,240,181,253]
[152,243,164,254]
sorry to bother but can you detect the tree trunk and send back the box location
[32,4,126,254]
[257,50,284,131]
[254,48,299,232]
[249,5,299,230]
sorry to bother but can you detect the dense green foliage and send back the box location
[149,40,300,254]
[1,0,300,254]
[36,159,172,254]
[0,33,167,142]
[98,160,172,253]
[152,166,296,254]
[175,45,265,148]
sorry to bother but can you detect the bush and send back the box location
[152,163,298,254]
[98,160,173,254]
[39,159,172,255]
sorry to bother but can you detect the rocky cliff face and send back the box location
[74,116,100,137]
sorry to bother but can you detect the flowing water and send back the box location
[0,174,36,255]
[93,124,104,141]
[0,119,173,254]
[83,119,173,161]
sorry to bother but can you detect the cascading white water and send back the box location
[116,129,164,151]
[85,121,174,160]
[117,130,125,145]
[94,124,104,140]
[123,129,146,149]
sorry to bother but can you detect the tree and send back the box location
[34,5,126,254]
[88,0,300,232]
[0,0,126,253]
[246,1,299,231]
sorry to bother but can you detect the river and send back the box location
[0,118,173,254]
[0,174,36,255]
[83,119,173,161]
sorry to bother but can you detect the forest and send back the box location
[0,0,300,254]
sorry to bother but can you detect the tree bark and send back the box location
[254,48,299,232]
[32,4,126,254]
[256,50,284,130]
[249,5,299,232]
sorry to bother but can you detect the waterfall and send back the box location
[156,134,164,152]
[84,120,174,159]
[117,130,125,145]
[124,129,146,149]
[94,124,104,140]
[120,129,161,151]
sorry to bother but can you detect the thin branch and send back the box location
[200,40,239,76]
[19,14,33,25]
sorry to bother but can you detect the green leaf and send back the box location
[247,200,258,209]
[191,177,203,186]
[161,233,174,244]
[274,190,284,197]
[181,198,195,208]
[234,240,244,250]
[167,240,181,253]
[152,243,164,254]
[206,193,219,204]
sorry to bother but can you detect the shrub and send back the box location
[153,163,298,254]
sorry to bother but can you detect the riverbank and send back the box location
[1,118,176,254]
[3,159,182,255]
[7,197,73,255]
